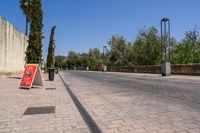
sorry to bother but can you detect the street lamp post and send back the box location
[41,59,44,70]
[103,46,107,72]
[103,46,107,65]
[161,18,171,76]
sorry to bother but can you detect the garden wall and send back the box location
[0,16,28,73]
[77,64,200,75]
[108,64,200,75]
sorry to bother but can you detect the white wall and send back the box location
[0,16,28,73]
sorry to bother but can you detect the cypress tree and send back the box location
[47,26,56,68]
[25,0,43,64]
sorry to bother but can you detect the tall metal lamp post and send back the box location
[41,59,44,70]
[103,46,107,65]
[161,18,171,76]
[103,46,107,72]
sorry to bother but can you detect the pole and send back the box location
[103,46,106,66]
[161,18,171,76]
[103,46,104,65]
[164,19,167,62]
[161,20,163,63]
[168,19,171,61]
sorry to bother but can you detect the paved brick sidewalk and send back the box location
[0,73,89,133]
[61,71,200,133]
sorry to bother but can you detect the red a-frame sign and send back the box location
[19,64,43,89]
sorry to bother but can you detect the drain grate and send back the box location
[23,106,55,115]
[45,88,56,90]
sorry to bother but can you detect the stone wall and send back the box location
[76,64,200,75]
[108,65,161,74]
[108,64,200,75]
[0,16,28,73]
[171,64,200,75]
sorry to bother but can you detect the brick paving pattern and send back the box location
[60,71,200,133]
[0,74,89,133]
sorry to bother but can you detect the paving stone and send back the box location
[60,71,200,133]
[0,73,89,133]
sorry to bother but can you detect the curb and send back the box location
[58,72,102,133]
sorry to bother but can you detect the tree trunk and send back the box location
[25,16,28,35]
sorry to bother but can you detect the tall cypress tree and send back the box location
[47,26,56,68]
[25,0,43,64]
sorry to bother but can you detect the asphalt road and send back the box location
[61,71,200,133]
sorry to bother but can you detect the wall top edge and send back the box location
[0,16,28,38]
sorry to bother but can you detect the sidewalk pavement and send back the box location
[0,73,90,133]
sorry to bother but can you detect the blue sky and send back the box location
[0,0,200,59]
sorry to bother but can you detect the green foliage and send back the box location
[19,0,30,16]
[133,27,161,65]
[47,26,56,68]
[66,49,102,69]
[77,53,89,67]
[19,0,200,67]
[55,67,59,74]
[108,36,127,66]
[65,27,200,69]
[107,27,161,66]
[123,42,134,66]
[67,51,79,69]
[88,48,102,67]
[55,55,67,69]
[171,28,200,64]
[19,0,31,35]
[25,0,43,64]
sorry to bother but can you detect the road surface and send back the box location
[60,71,200,133]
